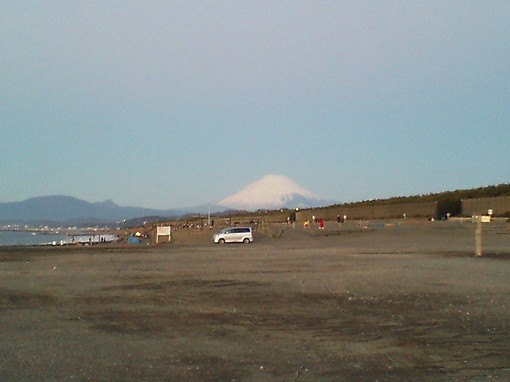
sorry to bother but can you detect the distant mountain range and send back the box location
[0,195,180,227]
[0,175,334,226]
[4,177,507,227]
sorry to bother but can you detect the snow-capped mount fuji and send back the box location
[216,174,330,211]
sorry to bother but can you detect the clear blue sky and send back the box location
[1,1,509,209]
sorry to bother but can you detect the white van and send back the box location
[213,227,253,244]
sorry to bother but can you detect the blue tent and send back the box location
[127,234,142,244]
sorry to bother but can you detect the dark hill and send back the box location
[0,195,179,226]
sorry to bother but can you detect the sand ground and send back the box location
[1,219,510,381]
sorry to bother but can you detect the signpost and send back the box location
[156,226,171,244]
[473,214,492,256]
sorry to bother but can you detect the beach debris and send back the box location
[293,364,305,381]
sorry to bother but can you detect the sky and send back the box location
[1,1,509,209]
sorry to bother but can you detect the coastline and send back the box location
[0,230,119,247]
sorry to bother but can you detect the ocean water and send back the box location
[0,231,118,246]
[0,231,69,246]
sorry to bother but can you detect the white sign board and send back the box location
[473,215,492,223]
[156,226,171,243]
[157,226,171,236]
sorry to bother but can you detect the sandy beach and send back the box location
[1,219,510,381]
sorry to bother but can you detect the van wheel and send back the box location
[218,238,225,244]
[243,238,250,244]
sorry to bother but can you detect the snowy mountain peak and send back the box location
[217,174,323,211]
